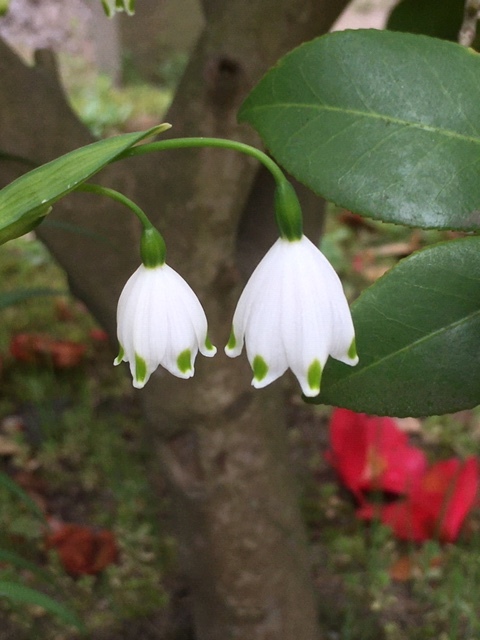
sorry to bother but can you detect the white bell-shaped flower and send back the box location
[115,264,216,388]
[225,235,358,397]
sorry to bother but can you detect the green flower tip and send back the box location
[101,0,135,17]
[114,344,125,366]
[348,338,357,361]
[177,349,193,374]
[226,328,236,351]
[307,359,322,394]
[205,336,216,352]
[134,353,148,386]
[253,355,269,382]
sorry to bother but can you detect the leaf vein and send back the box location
[328,307,480,389]
[244,103,480,145]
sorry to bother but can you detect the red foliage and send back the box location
[89,328,109,342]
[45,521,118,576]
[10,333,86,368]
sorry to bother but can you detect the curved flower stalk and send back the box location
[225,235,358,397]
[115,264,216,388]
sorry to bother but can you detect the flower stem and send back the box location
[117,137,287,188]
[117,136,303,240]
[76,183,166,266]
[77,183,151,227]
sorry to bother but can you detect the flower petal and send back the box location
[115,264,215,387]
[225,235,358,395]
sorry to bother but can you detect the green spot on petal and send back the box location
[226,328,236,351]
[205,336,214,351]
[177,349,192,374]
[253,355,268,382]
[114,344,125,365]
[348,338,357,360]
[307,359,322,393]
[135,353,147,384]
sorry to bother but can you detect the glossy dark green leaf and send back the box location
[309,236,480,417]
[387,0,465,41]
[0,581,85,633]
[240,30,480,230]
[0,123,169,245]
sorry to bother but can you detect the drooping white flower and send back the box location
[225,235,358,397]
[101,0,135,18]
[115,264,216,388]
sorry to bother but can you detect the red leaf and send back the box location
[90,328,109,342]
[10,334,50,363]
[10,333,86,368]
[49,341,86,368]
[389,553,443,582]
[45,522,118,576]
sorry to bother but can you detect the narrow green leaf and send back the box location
[0,472,46,521]
[308,236,480,417]
[0,581,85,633]
[0,123,170,245]
[240,30,480,230]
[0,549,49,581]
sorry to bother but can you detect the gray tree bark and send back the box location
[0,1,349,638]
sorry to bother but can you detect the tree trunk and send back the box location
[0,1,349,637]
[118,0,204,83]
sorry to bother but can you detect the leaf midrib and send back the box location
[241,102,480,146]
[324,306,480,392]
